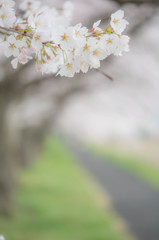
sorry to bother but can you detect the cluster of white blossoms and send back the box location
[0,0,130,77]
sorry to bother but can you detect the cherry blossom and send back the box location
[0,0,15,8]
[11,50,32,69]
[0,0,130,78]
[19,0,41,12]
[0,3,16,27]
[110,10,129,35]
[62,1,74,20]
[4,35,19,57]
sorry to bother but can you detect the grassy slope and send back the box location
[92,145,159,188]
[0,138,130,240]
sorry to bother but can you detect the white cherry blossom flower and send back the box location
[80,61,89,73]
[4,35,19,57]
[62,1,74,20]
[110,10,129,35]
[58,62,77,77]
[52,27,75,51]
[0,6,16,27]
[114,35,130,56]
[73,24,88,38]
[19,0,41,12]
[92,47,108,61]
[11,53,32,69]
[82,37,97,55]
[0,0,15,8]
[31,32,50,51]
[28,8,48,31]
[71,24,88,53]
[99,33,118,56]
[39,54,63,74]
[11,45,32,69]
[3,35,28,58]
[93,20,101,29]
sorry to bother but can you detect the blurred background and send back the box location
[0,0,159,240]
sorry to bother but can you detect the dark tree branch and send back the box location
[16,75,57,93]
[112,0,159,5]
[95,69,113,81]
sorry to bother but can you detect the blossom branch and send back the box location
[0,0,130,78]
[0,26,32,38]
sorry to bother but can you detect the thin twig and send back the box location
[95,68,113,81]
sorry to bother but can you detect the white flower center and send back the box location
[1,13,6,19]
[9,43,16,50]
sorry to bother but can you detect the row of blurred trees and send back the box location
[0,0,158,215]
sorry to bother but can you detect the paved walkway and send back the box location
[69,142,159,240]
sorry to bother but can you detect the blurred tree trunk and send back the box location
[0,89,16,215]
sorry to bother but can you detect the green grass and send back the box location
[0,137,130,240]
[91,145,159,188]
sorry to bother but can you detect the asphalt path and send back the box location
[68,142,159,240]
